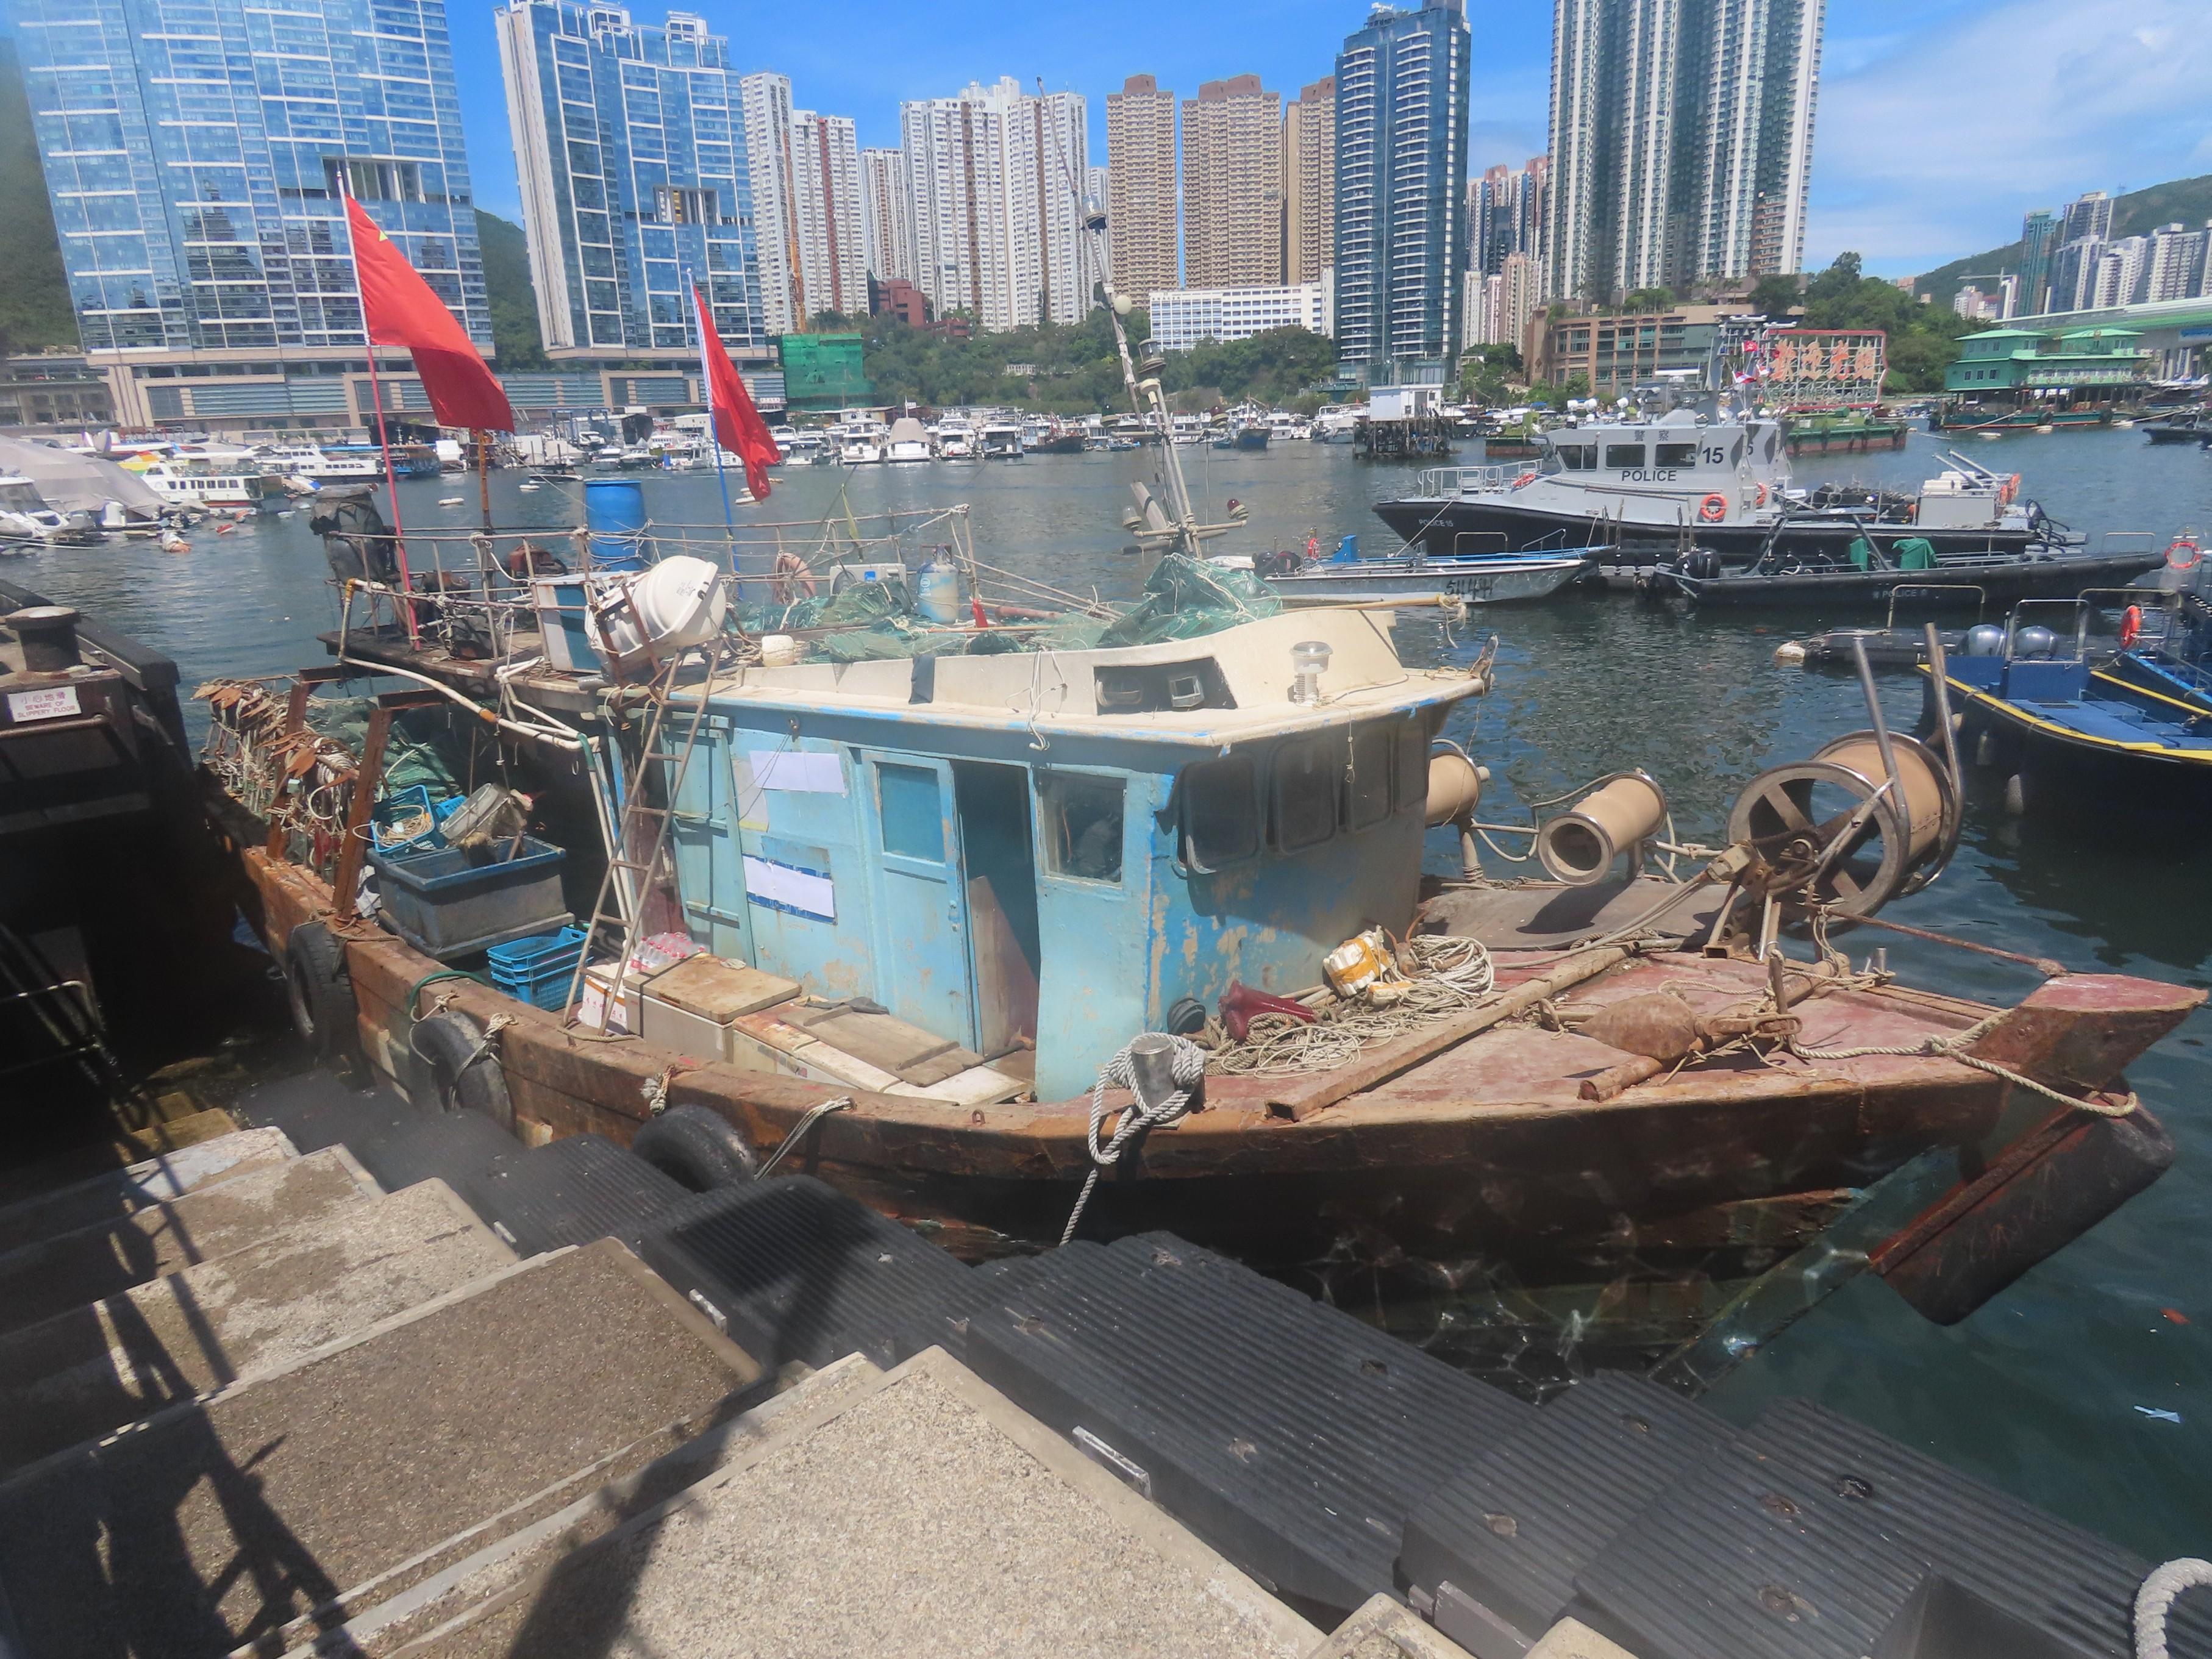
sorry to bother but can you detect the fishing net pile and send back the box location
[734,554,1280,662]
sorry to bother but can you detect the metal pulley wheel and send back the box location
[1727,732,1954,919]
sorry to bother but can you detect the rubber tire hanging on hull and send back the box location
[410,1010,513,1129]
[284,921,357,1063]
[631,1104,758,1191]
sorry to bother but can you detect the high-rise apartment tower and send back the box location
[1334,2,1471,380]
[1105,75,1177,294]
[1546,0,1822,302]
[498,3,762,358]
[1283,77,1337,285]
[1181,76,1285,288]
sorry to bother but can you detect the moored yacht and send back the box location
[255,444,385,483]
[1373,409,2077,566]
[885,416,933,463]
[979,420,1024,459]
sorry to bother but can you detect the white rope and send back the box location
[1061,1035,1208,1246]
[2136,1558,2212,1659]
[1204,936,1497,1077]
[757,1096,854,1178]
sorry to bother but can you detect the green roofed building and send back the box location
[1937,323,2149,429]
[780,333,872,411]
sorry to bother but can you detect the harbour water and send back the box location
[12,424,2211,1558]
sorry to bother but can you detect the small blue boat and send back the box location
[1925,593,2212,819]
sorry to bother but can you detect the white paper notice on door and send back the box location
[745,749,845,794]
[743,854,836,922]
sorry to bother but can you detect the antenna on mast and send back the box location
[1035,76,1230,559]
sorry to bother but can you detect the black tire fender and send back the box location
[284,921,357,1062]
[409,1010,513,1127]
[631,1104,758,1191]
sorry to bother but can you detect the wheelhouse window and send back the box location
[1041,774,1123,883]
[1655,442,1697,466]
[877,763,944,862]
[1603,443,1646,469]
[1272,738,1337,851]
[1552,443,1596,471]
[1346,723,1394,831]
[1180,755,1258,870]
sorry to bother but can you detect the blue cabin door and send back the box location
[862,753,974,1048]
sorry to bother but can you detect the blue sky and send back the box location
[437,0,2205,277]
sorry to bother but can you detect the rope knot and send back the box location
[1061,1033,1208,1246]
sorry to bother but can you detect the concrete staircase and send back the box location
[0,1107,1449,1659]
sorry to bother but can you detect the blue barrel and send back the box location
[915,560,962,624]
[583,478,648,569]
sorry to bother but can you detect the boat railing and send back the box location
[1415,463,1523,498]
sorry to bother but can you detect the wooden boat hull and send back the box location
[1785,424,1909,455]
[219,814,2191,1279]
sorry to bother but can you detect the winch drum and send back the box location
[1536,772,1667,886]
[1725,732,1956,917]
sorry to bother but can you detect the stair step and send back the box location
[1571,1394,2212,1659]
[1310,1594,1478,1658]
[369,1350,1317,1659]
[287,1354,886,1658]
[0,1126,296,1257]
[0,1179,514,1476]
[465,1133,690,1255]
[0,1239,760,1659]
[1398,1372,1738,1649]
[634,1174,980,1372]
[955,1231,1534,1621]
[0,1144,381,1338]
[120,1106,239,1155]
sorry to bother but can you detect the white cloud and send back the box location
[1807,0,2212,274]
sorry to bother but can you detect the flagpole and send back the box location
[691,273,738,567]
[349,179,419,648]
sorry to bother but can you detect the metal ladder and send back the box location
[560,599,727,1032]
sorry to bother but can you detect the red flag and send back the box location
[693,281,780,499]
[346,195,515,432]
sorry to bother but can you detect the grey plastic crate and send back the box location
[369,836,568,958]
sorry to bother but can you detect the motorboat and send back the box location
[885,418,933,464]
[1652,525,2169,608]
[1215,536,1589,606]
[255,444,385,483]
[938,425,979,460]
[837,429,887,465]
[131,460,281,511]
[1169,413,1208,448]
[1266,411,1312,442]
[1374,411,2080,568]
[979,421,1024,460]
[0,477,80,545]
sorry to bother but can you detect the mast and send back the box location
[1036,79,1208,558]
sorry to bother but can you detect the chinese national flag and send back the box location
[346,195,515,432]
[693,281,780,499]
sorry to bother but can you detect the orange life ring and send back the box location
[1697,493,1728,524]
[2167,537,2201,571]
[1754,483,1769,508]
[1513,471,1537,489]
[771,551,818,603]
[2120,604,2143,648]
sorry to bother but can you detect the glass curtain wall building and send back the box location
[496,1,764,360]
[15,0,488,361]
[1333,1,1471,383]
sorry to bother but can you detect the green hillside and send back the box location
[474,209,546,369]
[0,35,78,354]
[1914,173,2212,309]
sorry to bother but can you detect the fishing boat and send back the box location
[197,502,2199,1335]
[1651,523,2168,608]
[1218,537,1591,606]
[1374,409,2078,568]
[1030,422,1087,456]
[1930,590,2212,822]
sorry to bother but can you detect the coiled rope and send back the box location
[1204,935,1497,1076]
[2137,1558,2212,1659]
[1061,1034,1208,1246]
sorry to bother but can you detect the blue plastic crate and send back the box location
[487,924,588,1010]
[371,786,444,853]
